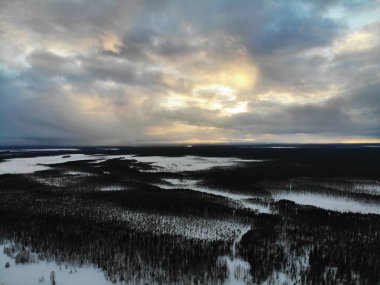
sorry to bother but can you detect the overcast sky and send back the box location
[1,0,379,145]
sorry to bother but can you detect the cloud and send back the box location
[0,0,379,145]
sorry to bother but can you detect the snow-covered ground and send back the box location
[155,178,380,216]
[269,146,297,149]
[0,243,116,285]
[353,183,380,195]
[97,185,126,191]
[110,209,249,241]
[0,154,101,175]
[2,153,378,216]
[360,145,380,148]
[217,227,252,285]
[157,178,271,213]
[273,191,380,215]
[20,148,80,152]
[0,154,261,175]
[65,171,93,176]
[126,155,261,172]
[0,148,79,153]
[90,155,262,172]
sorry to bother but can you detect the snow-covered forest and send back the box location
[1,145,380,284]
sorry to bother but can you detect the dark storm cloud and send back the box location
[234,2,340,54]
[0,0,379,145]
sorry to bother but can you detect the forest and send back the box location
[1,145,380,284]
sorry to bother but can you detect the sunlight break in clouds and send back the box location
[0,0,379,145]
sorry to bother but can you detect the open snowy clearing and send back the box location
[0,154,262,175]
[91,155,262,172]
[273,192,380,215]
[0,154,102,175]
[0,243,115,285]
[157,178,271,213]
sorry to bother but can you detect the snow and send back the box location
[217,257,251,285]
[217,227,252,285]
[33,177,76,188]
[269,146,297,149]
[273,192,380,215]
[129,155,260,172]
[261,271,293,285]
[239,146,301,149]
[353,183,380,195]
[0,148,79,153]
[65,171,93,176]
[100,207,249,241]
[158,178,252,200]
[87,155,135,164]
[0,243,116,285]
[0,154,262,175]
[97,185,126,191]
[151,179,380,216]
[0,154,100,175]
[315,180,380,196]
[240,201,271,214]
[89,155,262,172]
[21,148,80,152]
[157,178,271,213]
[360,145,380,148]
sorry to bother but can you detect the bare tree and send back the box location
[50,271,56,285]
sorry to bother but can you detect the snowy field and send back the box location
[272,191,380,215]
[157,178,271,213]
[1,146,380,285]
[1,153,379,215]
[156,178,380,215]
[90,155,262,172]
[0,154,101,174]
[0,243,116,285]
[0,154,261,175]
[0,148,79,153]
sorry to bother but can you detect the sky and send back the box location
[0,0,380,146]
